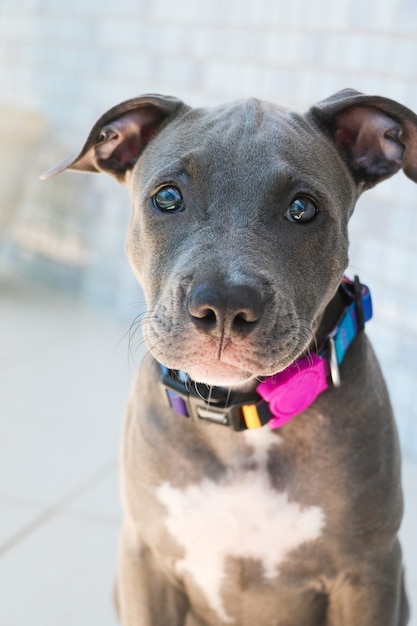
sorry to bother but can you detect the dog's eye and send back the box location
[152,186,184,213]
[285,197,318,223]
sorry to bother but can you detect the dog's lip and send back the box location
[180,361,257,389]
[173,353,310,389]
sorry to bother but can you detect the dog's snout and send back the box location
[187,282,264,335]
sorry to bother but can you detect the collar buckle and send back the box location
[161,367,256,431]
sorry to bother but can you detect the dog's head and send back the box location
[43,90,417,387]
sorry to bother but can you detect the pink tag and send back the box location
[257,354,328,428]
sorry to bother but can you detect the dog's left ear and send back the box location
[310,88,417,190]
[41,94,190,184]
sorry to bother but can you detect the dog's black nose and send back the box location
[187,282,263,335]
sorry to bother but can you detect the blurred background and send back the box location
[0,0,416,624]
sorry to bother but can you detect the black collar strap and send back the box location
[159,275,372,431]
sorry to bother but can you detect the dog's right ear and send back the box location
[40,95,189,184]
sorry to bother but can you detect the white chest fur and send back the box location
[156,429,325,623]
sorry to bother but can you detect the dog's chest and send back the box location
[156,429,326,623]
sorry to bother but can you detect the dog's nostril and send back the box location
[187,282,263,335]
[234,311,256,327]
[192,306,217,326]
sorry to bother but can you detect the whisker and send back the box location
[193,381,211,402]
[224,387,232,408]
[184,375,191,393]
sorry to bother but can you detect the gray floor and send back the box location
[0,275,416,625]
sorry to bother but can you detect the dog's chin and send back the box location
[182,362,257,390]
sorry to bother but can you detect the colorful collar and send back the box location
[159,275,372,431]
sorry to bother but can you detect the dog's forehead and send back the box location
[140,97,333,183]
[196,97,290,132]
[165,98,308,152]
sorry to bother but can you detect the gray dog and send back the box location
[43,89,416,625]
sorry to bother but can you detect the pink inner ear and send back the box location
[333,106,404,182]
[334,127,354,149]
[95,111,159,172]
[117,137,145,165]
[94,107,167,180]
[97,134,145,167]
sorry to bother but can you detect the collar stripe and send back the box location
[241,404,263,429]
